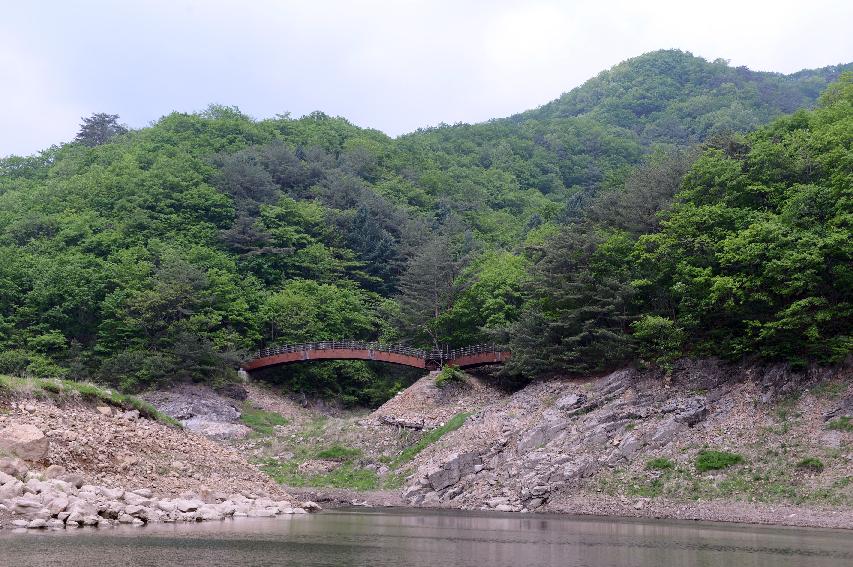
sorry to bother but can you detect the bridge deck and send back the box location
[243,342,510,372]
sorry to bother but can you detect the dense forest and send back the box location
[0,50,850,404]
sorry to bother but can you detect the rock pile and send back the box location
[0,392,307,530]
[0,456,315,529]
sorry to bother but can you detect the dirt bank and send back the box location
[0,383,310,530]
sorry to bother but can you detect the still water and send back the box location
[1,508,851,567]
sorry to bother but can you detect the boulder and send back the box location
[662,396,708,426]
[518,419,567,452]
[196,505,224,521]
[66,501,98,524]
[175,498,203,512]
[650,417,685,447]
[123,491,153,507]
[0,457,29,479]
[96,406,113,416]
[555,393,587,411]
[43,464,66,479]
[427,451,482,491]
[26,518,47,529]
[157,500,177,512]
[0,424,49,461]
[0,479,24,499]
[617,432,644,458]
[675,397,708,426]
[301,500,322,512]
[46,496,69,515]
[59,473,85,489]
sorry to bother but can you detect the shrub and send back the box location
[0,350,30,376]
[695,450,744,472]
[25,355,68,379]
[646,457,674,470]
[797,457,824,473]
[631,315,685,372]
[435,365,465,388]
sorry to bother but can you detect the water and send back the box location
[1,508,851,567]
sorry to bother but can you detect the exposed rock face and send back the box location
[399,359,851,514]
[143,385,251,440]
[0,424,49,461]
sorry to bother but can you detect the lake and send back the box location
[1,508,851,566]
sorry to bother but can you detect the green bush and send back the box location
[25,356,67,379]
[0,350,30,375]
[631,315,685,372]
[435,365,466,388]
[646,457,674,470]
[695,450,744,472]
[796,457,824,472]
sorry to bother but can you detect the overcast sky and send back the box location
[2,0,851,157]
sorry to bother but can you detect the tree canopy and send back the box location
[0,51,849,404]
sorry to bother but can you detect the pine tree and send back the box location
[74,113,128,147]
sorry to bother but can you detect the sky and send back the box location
[1,0,851,157]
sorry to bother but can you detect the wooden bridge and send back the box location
[242,341,510,373]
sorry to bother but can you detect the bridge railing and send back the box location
[430,344,506,364]
[254,341,428,360]
[252,341,508,365]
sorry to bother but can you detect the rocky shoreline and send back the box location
[0,455,318,530]
[0,391,320,531]
[1,358,850,533]
[285,486,853,530]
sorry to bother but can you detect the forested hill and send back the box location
[0,50,849,404]
[394,50,851,234]
[517,50,849,143]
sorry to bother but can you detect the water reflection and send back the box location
[1,508,850,567]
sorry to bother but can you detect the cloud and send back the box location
[1,0,851,156]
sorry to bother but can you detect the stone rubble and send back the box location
[0,393,321,530]
[0,457,314,529]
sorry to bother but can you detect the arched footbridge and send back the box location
[242,341,510,373]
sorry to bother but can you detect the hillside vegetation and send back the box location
[0,50,849,403]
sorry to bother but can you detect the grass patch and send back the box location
[695,450,744,472]
[0,375,179,427]
[316,444,362,461]
[240,403,288,436]
[827,416,852,432]
[811,381,847,399]
[646,457,674,470]
[391,411,471,468]
[260,459,379,490]
[796,457,824,473]
[435,365,465,388]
